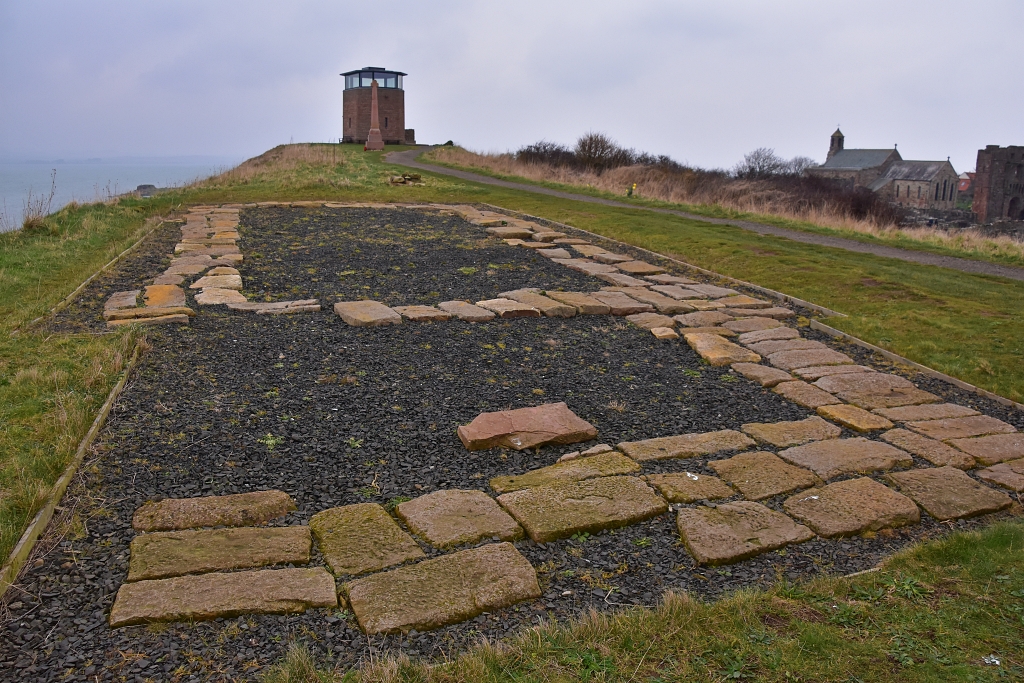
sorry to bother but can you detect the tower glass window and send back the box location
[342,67,406,90]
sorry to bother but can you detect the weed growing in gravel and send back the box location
[257,433,284,451]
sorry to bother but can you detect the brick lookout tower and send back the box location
[341,67,415,146]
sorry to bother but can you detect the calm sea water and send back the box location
[0,158,239,232]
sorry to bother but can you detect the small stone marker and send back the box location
[772,381,841,409]
[626,312,677,329]
[144,284,186,308]
[777,437,913,480]
[128,526,311,581]
[741,415,841,448]
[190,274,242,290]
[499,289,576,317]
[544,291,611,314]
[474,298,542,318]
[873,403,980,422]
[887,466,1012,521]
[651,326,679,340]
[710,451,821,500]
[646,274,697,285]
[814,373,940,410]
[645,472,735,503]
[817,404,894,432]
[722,317,784,333]
[458,402,598,451]
[879,428,974,469]
[105,290,140,310]
[784,477,919,537]
[334,300,402,326]
[793,365,875,381]
[906,415,1016,441]
[738,327,801,344]
[194,288,247,305]
[768,349,854,371]
[438,300,496,322]
[497,476,667,543]
[976,458,1024,492]
[947,433,1024,465]
[730,363,793,387]
[591,291,654,315]
[619,429,754,461]
[615,260,665,275]
[395,490,522,548]
[132,490,296,532]
[489,451,640,493]
[392,305,453,322]
[309,503,425,576]
[677,501,814,565]
[109,568,337,627]
[746,339,828,356]
[674,311,734,327]
[714,295,771,309]
[683,332,761,366]
[538,248,573,259]
[345,542,540,635]
[612,287,692,313]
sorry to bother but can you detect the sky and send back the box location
[1,0,1020,173]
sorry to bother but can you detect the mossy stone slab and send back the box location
[741,416,841,448]
[784,477,920,538]
[879,429,974,469]
[310,503,424,576]
[772,381,841,409]
[976,458,1024,492]
[132,490,296,532]
[346,542,540,635]
[777,437,913,480]
[489,451,640,494]
[619,429,754,462]
[496,476,668,543]
[709,451,822,501]
[887,466,1012,520]
[395,490,522,548]
[817,404,894,432]
[644,472,735,503]
[677,501,814,565]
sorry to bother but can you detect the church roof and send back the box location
[867,161,954,190]
[820,148,899,170]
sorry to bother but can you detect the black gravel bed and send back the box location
[46,219,185,334]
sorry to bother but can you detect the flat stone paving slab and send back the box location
[817,404,894,432]
[195,288,248,305]
[591,290,654,315]
[334,300,402,326]
[777,437,913,480]
[874,403,980,422]
[474,298,542,318]
[544,291,611,314]
[879,428,974,469]
[105,290,140,310]
[948,433,1024,466]
[732,307,795,319]
[393,305,452,322]
[105,306,196,321]
[793,365,875,381]
[814,373,940,410]
[310,503,425,576]
[395,490,523,548]
[128,526,311,581]
[683,299,726,311]
[485,226,532,239]
[772,381,841,409]
[438,300,496,322]
[626,312,677,329]
[107,313,190,328]
[684,332,760,366]
[768,349,854,371]
[538,248,573,259]
[746,339,828,356]
[887,466,1012,521]
[722,317,784,333]
[615,260,665,275]
[109,567,337,628]
[688,284,738,298]
[645,471,735,503]
[619,429,754,461]
[651,327,679,340]
[714,295,771,309]
[741,415,841,447]
[710,451,821,501]
[490,451,640,493]
[738,327,801,344]
[906,415,1016,441]
[190,274,242,290]
[677,501,814,565]
[132,490,296,531]
[500,289,576,317]
[784,477,920,538]
[458,401,598,451]
[497,475,668,543]
[571,244,609,257]
[646,274,697,285]
[346,542,540,635]
[976,458,1024,492]
[674,311,734,327]
[144,284,186,308]
[613,287,692,313]
[650,285,705,300]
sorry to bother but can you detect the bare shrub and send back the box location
[21,169,57,233]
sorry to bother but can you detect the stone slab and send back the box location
[615,260,665,275]
[710,451,821,501]
[310,503,425,576]
[393,305,453,322]
[645,274,698,285]
[531,231,565,242]
[741,415,841,448]
[132,490,296,532]
[683,333,760,366]
[976,458,1024,492]
[651,326,679,340]
[737,327,801,344]
[907,415,1016,441]
[682,299,727,311]
[105,306,195,321]
[714,295,772,309]
[619,429,755,462]
[144,284,186,308]
[152,274,185,286]
[677,501,814,565]
[438,300,496,322]
[597,272,657,287]
[722,318,784,333]
[768,349,854,371]
[793,365,876,381]
[948,433,1024,466]
[591,291,654,315]
[395,490,522,548]
[109,568,337,628]
[777,437,913,480]
[485,227,532,239]
[873,403,980,422]
[644,472,735,503]
[674,311,734,327]
[458,402,598,451]
[730,363,793,388]
[544,291,611,315]
[592,252,633,264]
[784,477,919,538]
[813,373,940,410]
[104,291,139,309]
[346,542,540,635]
[651,285,706,300]
[729,307,795,319]
[681,326,737,337]
[557,259,620,276]
[772,380,841,409]
[205,266,238,276]
[688,284,738,298]
[489,451,640,494]
[553,238,591,245]
[500,289,576,317]
[626,312,677,329]
[879,428,974,469]
[334,300,402,326]
[613,287,693,314]
[746,339,828,356]
[817,404,894,432]
[571,244,609,257]
[496,476,668,543]
[475,298,542,319]
[538,248,573,259]
[128,526,311,581]
[194,288,248,305]
[888,466,1012,521]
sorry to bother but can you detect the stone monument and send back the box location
[364,80,385,151]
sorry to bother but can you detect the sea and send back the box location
[0,157,240,232]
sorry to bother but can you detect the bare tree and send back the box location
[733,148,787,179]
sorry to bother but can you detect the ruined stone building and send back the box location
[806,129,957,209]
[973,145,1024,223]
[341,67,415,145]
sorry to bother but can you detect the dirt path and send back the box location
[388,149,1024,283]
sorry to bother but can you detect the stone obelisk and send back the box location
[364,79,385,151]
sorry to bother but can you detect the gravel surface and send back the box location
[5,206,1021,681]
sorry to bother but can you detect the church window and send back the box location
[935,183,940,200]
[895,185,899,198]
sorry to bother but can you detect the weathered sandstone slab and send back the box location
[626,312,677,329]
[458,402,598,451]
[887,467,1012,521]
[393,305,453,322]
[395,490,522,548]
[746,339,828,356]
[645,274,697,285]
[598,272,658,287]
[907,415,1016,441]
[591,291,654,315]
[104,306,196,321]
[615,260,665,275]
[793,365,875,381]
[817,404,894,432]
[948,433,1024,466]
[474,298,541,318]
[132,490,296,532]
[874,403,980,422]
[737,327,800,344]
[687,284,738,298]
[976,458,1024,492]
[571,244,609,257]
[485,226,532,239]
[489,451,640,494]
[714,295,772,309]
[544,291,611,314]
[592,252,634,264]
[784,477,919,537]
[613,287,692,313]
[741,416,841,448]
[144,285,186,308]
[194,288,247,305]
[683,333,760,366]
[722,318,784,333]
[777,437,913,480]
[334,300,402,326]
[644,472,735,503]
[105,290,140,310]
[813,373,940,410]
[651,326,679,340]
[619,429,754,461]
[310,503,425,576]
[499,289,576,317]
[538,248,573,259]
[438,300,496,322]
[190,274,243,290]
[768,349,854,371]
[710,451,821,500]
[772,381,841,409]
[730,363,793,387]
[674,311,734,327]
[879,428,974,469]
[677,501,813,565]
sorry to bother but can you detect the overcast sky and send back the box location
[1,0,1019,172]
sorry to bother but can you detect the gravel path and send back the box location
[389,149,1024,283]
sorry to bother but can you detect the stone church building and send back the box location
[807,129,959,210]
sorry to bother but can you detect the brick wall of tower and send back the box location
[342,88,406,145]
[975,145,1024,223]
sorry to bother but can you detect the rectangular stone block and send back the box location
[723,317,785,333]
[619,429,754,462]
[195,288,247,305]
[537,248,573,259]
[906,415,1016,441]
[592,252,633,264]
[674,311,734,327]
[746,339,828,356]
[783,477,919,538]
[645,274,698,285]
[395,490,522,548]
[393,305,452,322]
[813,373,940,410]
[887,467,1012,521]
[334,300,402,326]
[948,433,1024,466]
[490,451,640,493]
[616,260,665,275]
[310,503,425,576]
[777,437,913,480]
[873,403,980,422]
[591,291,654,315]
[772,381,841,409]
[741,416,841,448]
[626,312,677,329]
[684,333,761,366]
[710,451,821,501]
[714,295,772,309]
[677,501,813,565]
[105,290,140,311]
[730,363,794,388]
[107,314,190,328]
[793,365,875,381]
[645,472,735,503]
[438,300,496,322]
[571,244,609,257]
[976,458,1024,492]
[500,289,576,317]
[737,327,801,344]
[597,272,656,287]
[144,284,186,308]
[768,349,854,371]
[687,284,738,298]
[475,298,541,318]
[544,291,611,315]
[817,404,894,432]
[879,428,974,469]
[132,490,296,532]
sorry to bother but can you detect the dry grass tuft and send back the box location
[207,144,350,187]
